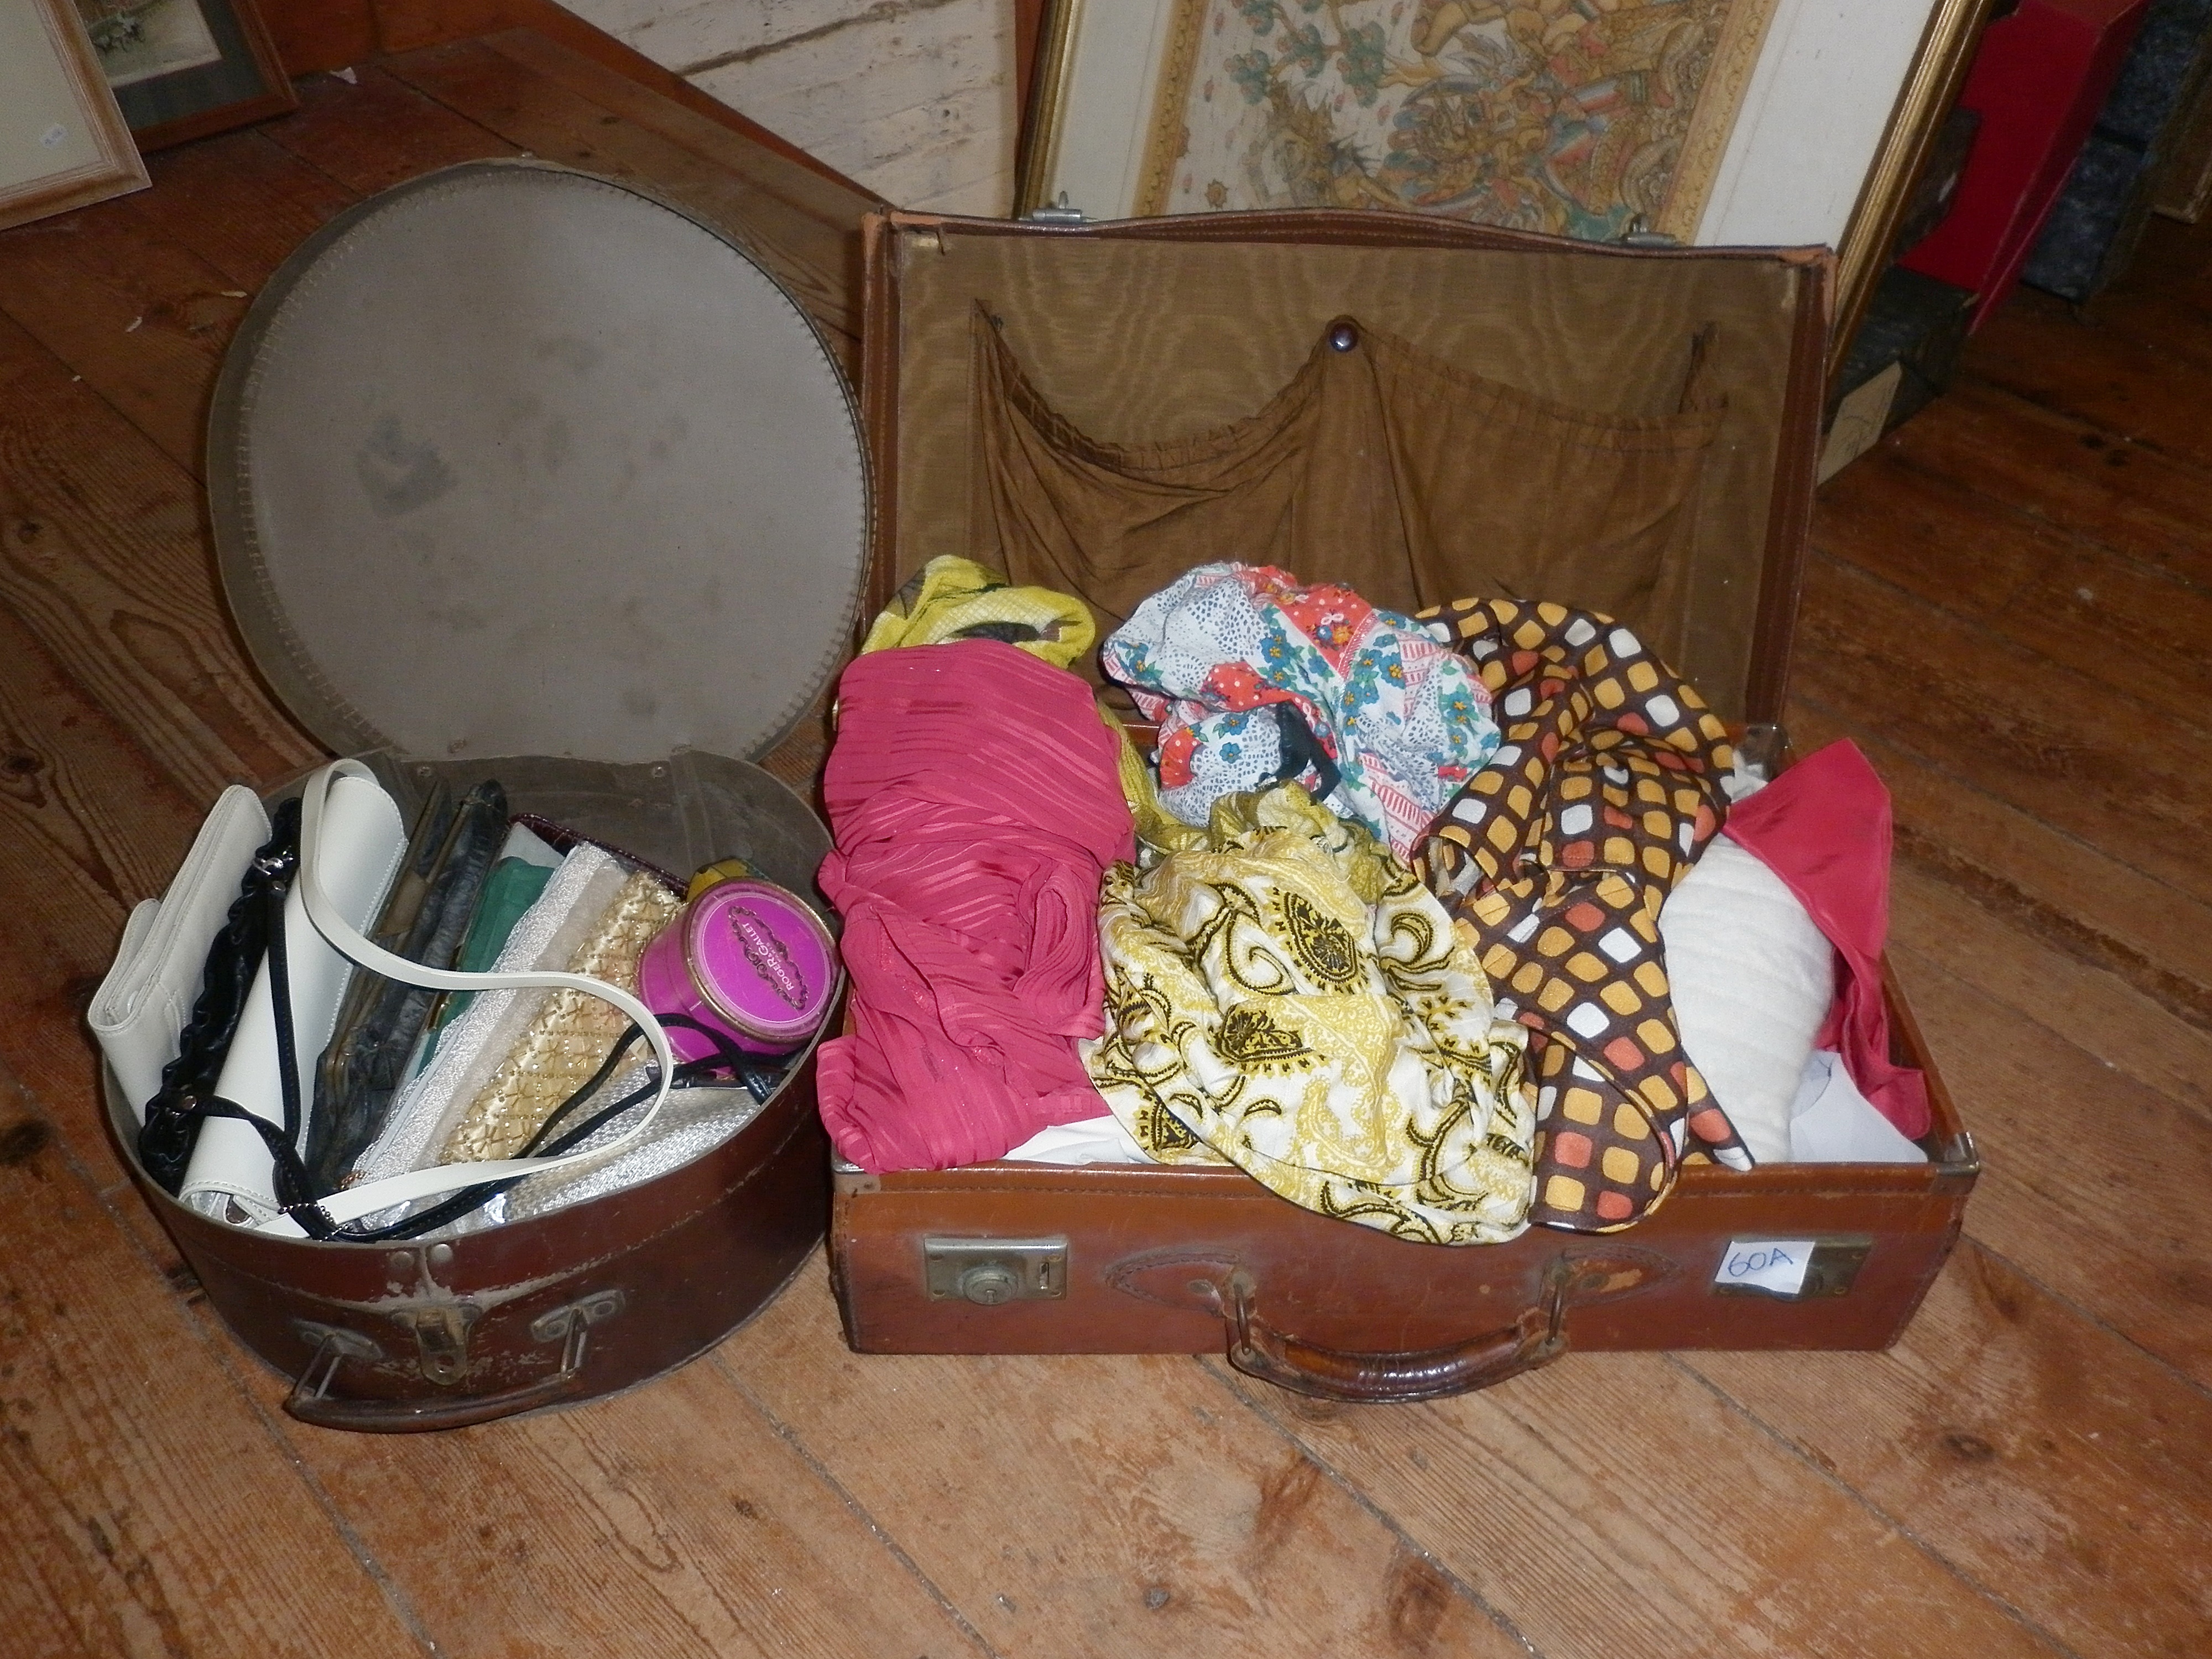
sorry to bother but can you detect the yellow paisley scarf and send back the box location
[1082,784,1535,1244]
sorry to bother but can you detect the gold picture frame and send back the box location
[1824,0,1999,379]
[1019,0,2002,379]
[1134,0,1778,240]
[2,0,150,233]
[1015,0,1087,219]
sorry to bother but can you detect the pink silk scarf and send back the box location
[1723,740,1931,1140]
[815,639,1135,1171]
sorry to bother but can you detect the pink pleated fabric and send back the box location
[1723,740,1932,1140]
[816,639,1135,1172]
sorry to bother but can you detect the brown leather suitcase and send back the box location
[827,210,1981,1402]
[100,159,873,1431]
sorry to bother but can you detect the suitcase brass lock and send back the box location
[924,1237,1067,1305]
[960,1264,1019,1305]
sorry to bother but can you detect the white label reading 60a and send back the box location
[1715,1239,1817,1297]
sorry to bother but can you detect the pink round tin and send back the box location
[637,878,837,1061]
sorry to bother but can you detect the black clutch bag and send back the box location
[304,779,507,1193]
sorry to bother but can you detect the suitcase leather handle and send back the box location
[1108,1245,1674,1406]
[285,1360,586,1432]
[1222,1259,1571,1405]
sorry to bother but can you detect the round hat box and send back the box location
[102,160,867,1430]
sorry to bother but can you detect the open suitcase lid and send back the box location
[860,210,1832,728]
[208,159,869,765]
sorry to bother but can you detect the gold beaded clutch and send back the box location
[440,868,681,1163]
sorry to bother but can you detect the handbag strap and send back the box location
[138,800,301,1193]
[251,760,681,1236]
[1267,702,1343,805]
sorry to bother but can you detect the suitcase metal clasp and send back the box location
[393,1302,478,1385]
[1024,191,1086,226]
[291,1320,383,1401]
[923,1237,1068,1305]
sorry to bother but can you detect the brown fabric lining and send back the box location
[971,307,1725,677]
[873,220,1824,724]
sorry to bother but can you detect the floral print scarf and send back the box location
[1103,562,1499,860]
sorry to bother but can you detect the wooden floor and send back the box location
[4,33,2210,1659]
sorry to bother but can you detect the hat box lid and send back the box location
[208,159,868,766]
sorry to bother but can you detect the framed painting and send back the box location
[1,0,149,232]
[1022,0,1785,238]
[77,0,298,151]
[1018,0,2002,372]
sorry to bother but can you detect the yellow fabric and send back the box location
[686,857,759,900]
[859,554,1095,669]
[1102,709,1207,865]
[1083,784,1536,1245]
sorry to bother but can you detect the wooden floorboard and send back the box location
[206,1296,994,1659]
[1887,861,2212,1125]
[1693,1242,2212,1659]
[0,597,210,1147]
[131,131,360,292]
[0,210,246,477]
[1788,701,2212,1037]
[1212,1348,2064,1659]
[256,65,519,197]
[1887,943,2212,1389]
[1966,289,2212,471]
[1797,553,2212,909]
[1812,445,2212,727]
[1880,377,2212,594]
[0,312,323,801]
[2,27,2209,1658]
[722,1262,1536,1658]
[0,1055,431,1659]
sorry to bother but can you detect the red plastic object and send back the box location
[1901,0,2152,326]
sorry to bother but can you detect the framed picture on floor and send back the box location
[77,0,298,152]
[1022,0,1787,241]
[1,0,149,232]
[1017,0,1999,374]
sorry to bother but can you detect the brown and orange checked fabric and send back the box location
[1414,597,1753,1231]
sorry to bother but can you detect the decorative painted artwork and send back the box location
[76,0,222,90]
[1136,0,1782,240]
[69,0,294,151]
